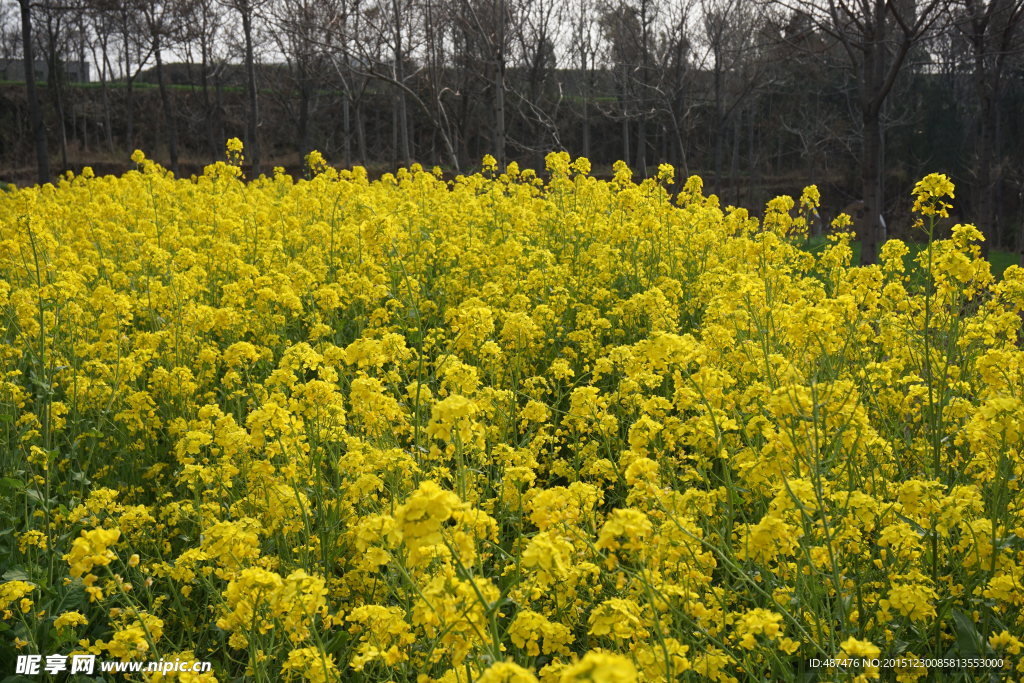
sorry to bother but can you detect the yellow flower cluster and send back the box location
[64,527,121,579]
[2,142,1023,680]
[0,581,36,619]
[912,173,955,218]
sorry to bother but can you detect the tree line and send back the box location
[2,0,1024,262]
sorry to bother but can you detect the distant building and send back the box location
[0,58,90,83]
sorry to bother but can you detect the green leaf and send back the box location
[951,609,983,657]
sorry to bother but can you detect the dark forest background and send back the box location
[2,0,1024,262]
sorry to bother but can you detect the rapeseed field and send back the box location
[1,143,1022,681]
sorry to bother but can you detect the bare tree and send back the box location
[84,3,116,153]
[267,0,341,162]
[37,0,74,170]
[1,3,21,59]
[702,0,757,182]
[782,0,949,263]
[449,0,514,163]
[222,0,264,173]
[331,0,371,164]
[599,0,669,174]
[178,0,226,161]
[19,0,50,182]
[567,0,600,157]
[955,0,1024,251]
[505,0,563,162]
[419,0,454,163]
[350,0,418,164]
[142,0,194,175]
[332,0,462,168]
[96,0,152,152]
[651,0,694,176]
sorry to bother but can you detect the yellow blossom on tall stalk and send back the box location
[64,528,120,579]
[911,173,955,218]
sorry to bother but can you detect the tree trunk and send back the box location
[298,75,311,162]
[974,35,997,255]
[582,103,591,159]
[670,89,689,177]
[392,101,399,166]
[636,3,651,176]
[44,14,68,172]
[635,116,647,176]
[216,73,226,152]
[355,99,367,165]
[494,0,506,164]
[729,107,742,205]
[861,110,884,265]
[713,61,724,183]
[581,107,591,160]
[242,2,261,174]
[342,92,352,163]
[977,94,994,255]
[992,94,1004,251]
[19,0,49,183]
[494,63,506,164]
[392,0,411,165]
[154,35,180,175]
[125,43,135,150]
[622,118,630,167]
[747,100,757,207]
[201,44,216,161]
[99,47,115,153]
[458,85,470,167]
[397,92,410,164]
